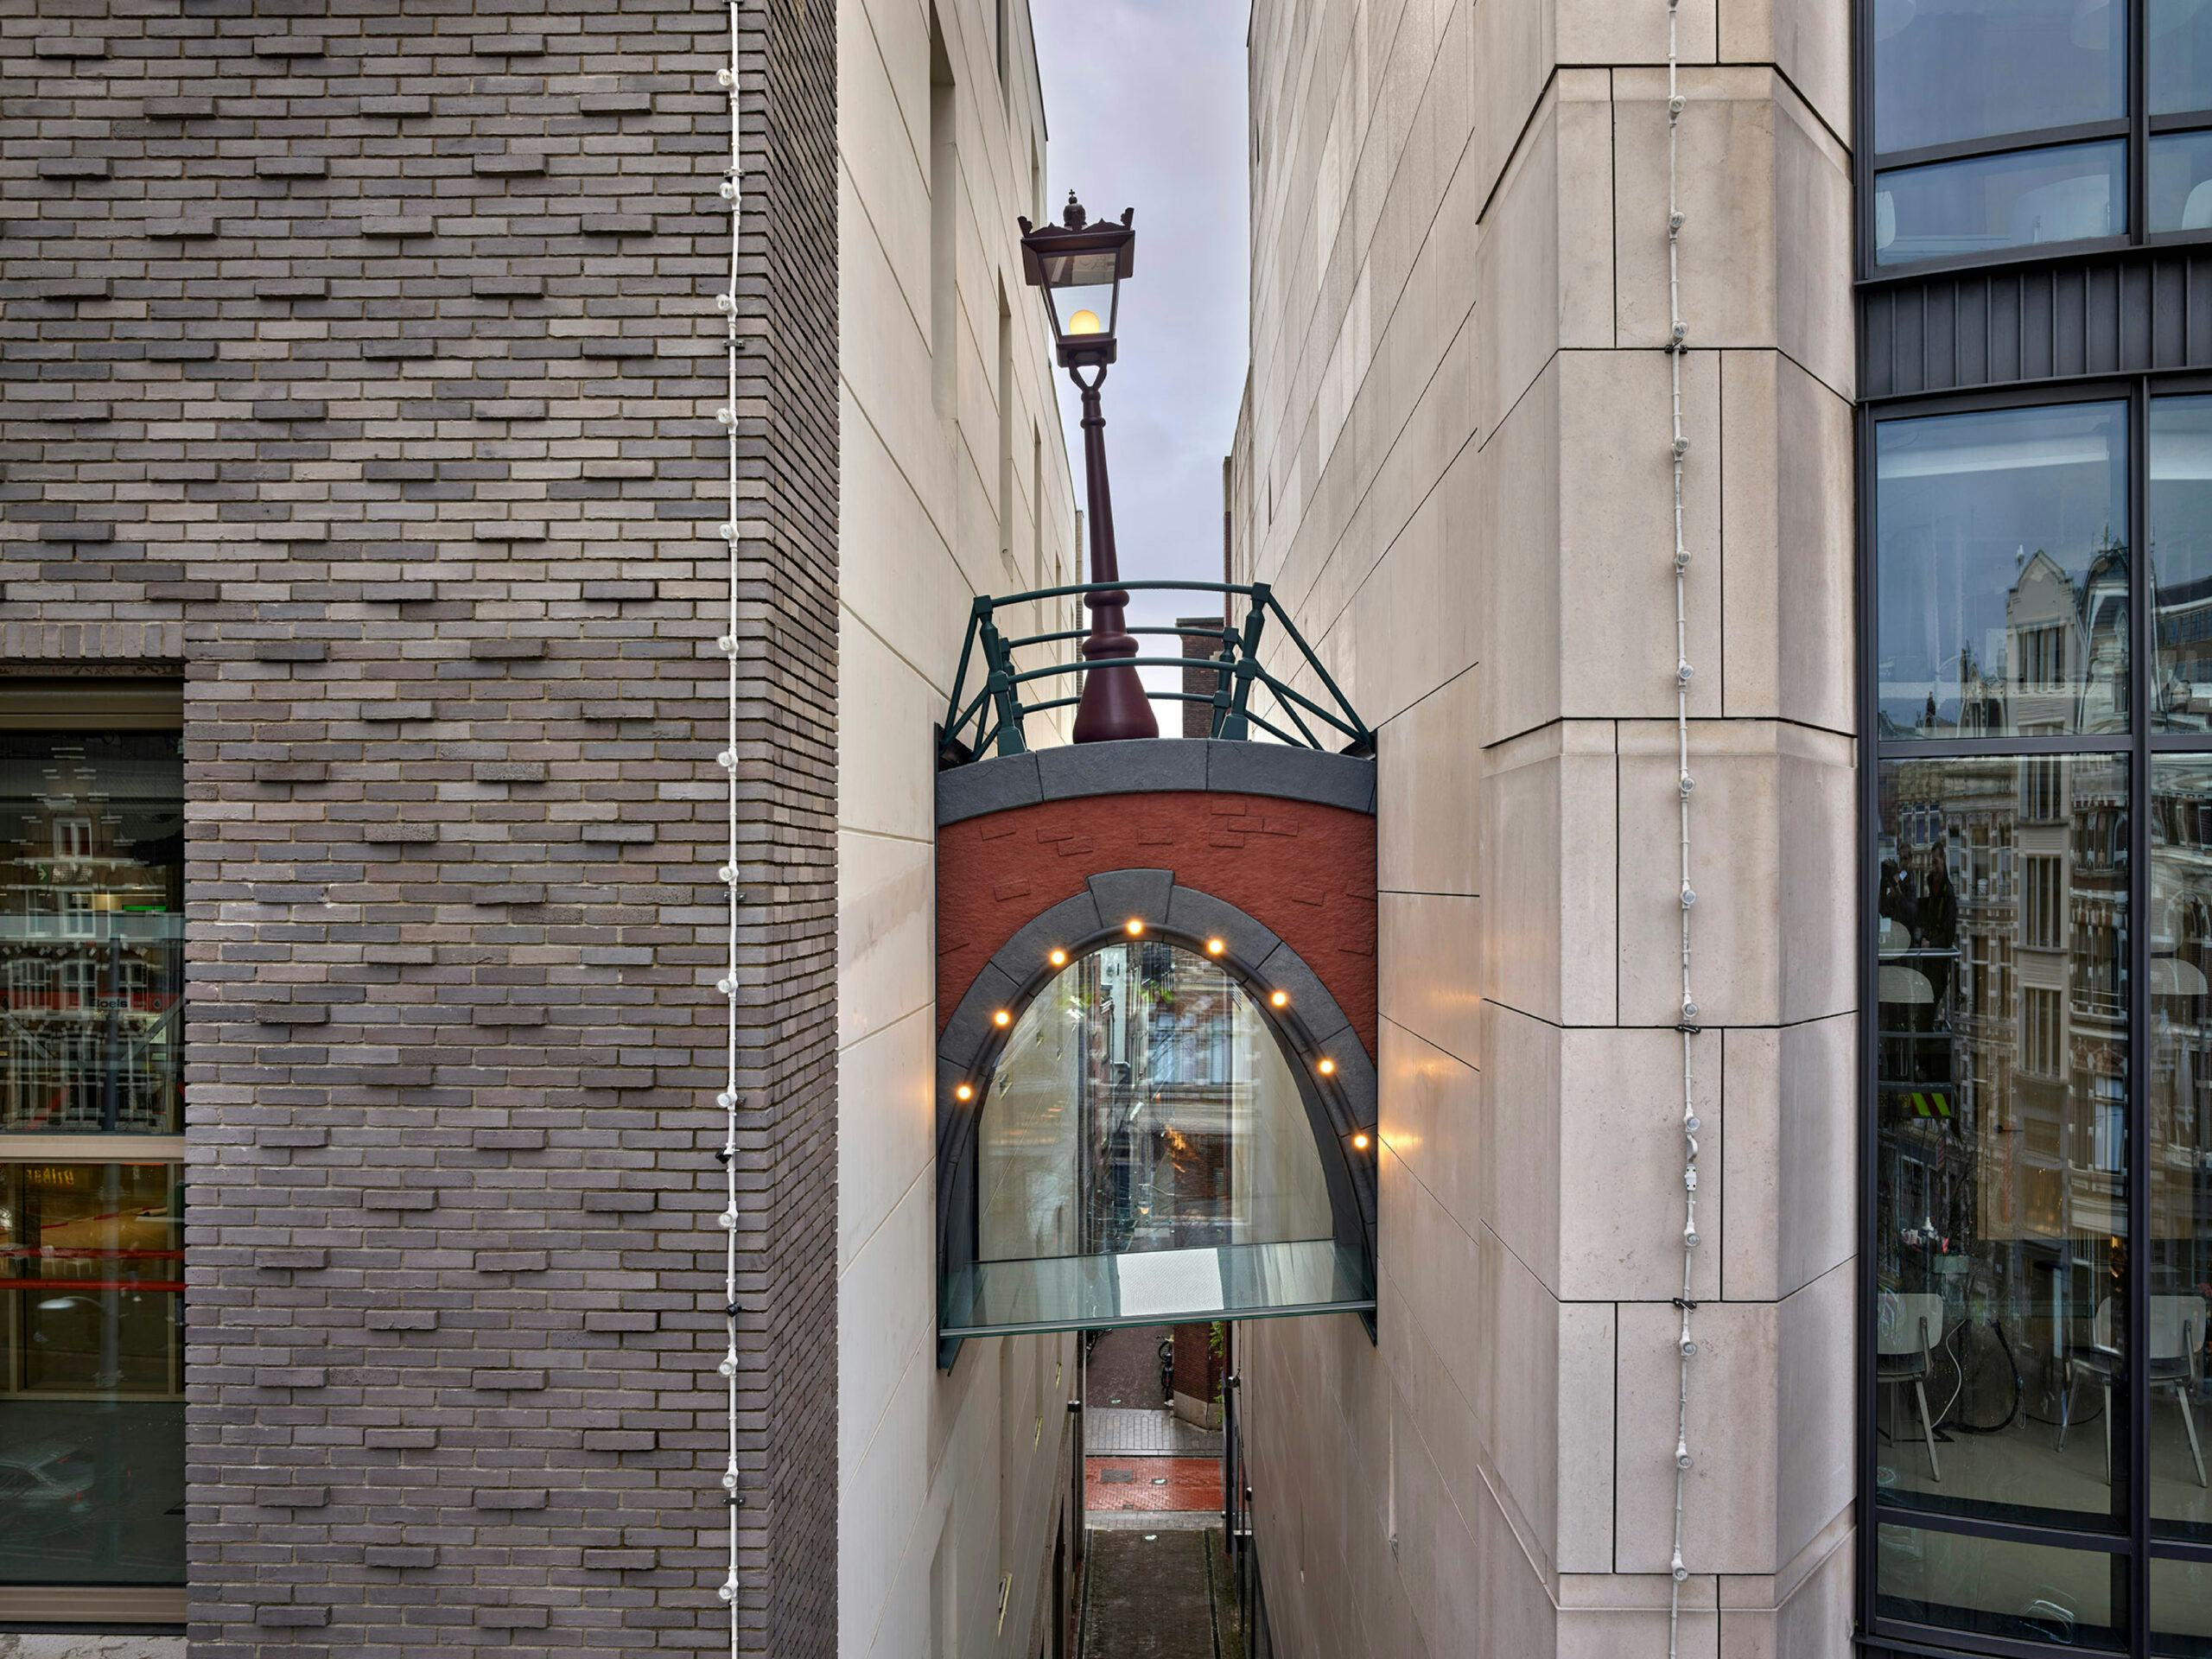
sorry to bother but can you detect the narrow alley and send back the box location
[1076,1327,1244,1658]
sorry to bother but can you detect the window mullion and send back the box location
[2134,0,2152,249]
[2129,372,2154,1657]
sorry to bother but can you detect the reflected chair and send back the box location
[2057,1296,2207,1487]
[1878,1292,1945,1481]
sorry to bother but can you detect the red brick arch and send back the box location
[937,785,1376,1058]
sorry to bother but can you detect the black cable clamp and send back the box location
[715,1147,734,1165]
[1675,1021,1702,1036]
[1671,1297,1700,1312]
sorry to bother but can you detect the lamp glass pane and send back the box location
[1036,249,1121,288]
[1046,281,1118,344]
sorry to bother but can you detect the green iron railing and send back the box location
[938,579,1373,766]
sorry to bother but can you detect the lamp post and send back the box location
[1020,194,1158,743]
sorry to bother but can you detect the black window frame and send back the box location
[0,678,188,1629]
[1855,0,2212,283]
[1856,370,2212,1657]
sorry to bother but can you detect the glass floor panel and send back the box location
[940,1239,1376,1338]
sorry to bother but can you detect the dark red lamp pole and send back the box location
[1020,195,1158,743]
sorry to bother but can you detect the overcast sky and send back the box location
[1032,1,1249,709]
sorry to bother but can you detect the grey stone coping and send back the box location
[937,738,1375,827]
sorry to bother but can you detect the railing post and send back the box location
[979,614,1027,756]
[1220,586,1268,742]
[1208,625,1238,738]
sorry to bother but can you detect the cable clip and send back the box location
[1671,1297,1700,1312]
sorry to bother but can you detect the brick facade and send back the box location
[0,0,837,1650]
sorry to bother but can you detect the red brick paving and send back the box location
[1084,1455,1223,1513]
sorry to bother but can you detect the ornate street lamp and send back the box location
[1020,194,1158,743]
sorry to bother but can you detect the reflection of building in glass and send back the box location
[1902,531,2132,741]
[976,938,1336,1293]
[0,731,185,1592]
[0,735,181,1135]
[1875,751,2133,1525]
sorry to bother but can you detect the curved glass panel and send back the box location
[945,940,1369,1336]
[1874,142,2126,268]
[2154,131,2212,234]
[2153,0,2212,116]
[1877,402,2130,739]
[1872,0,2123,156]
[2156,398,2212,735]
[2154,1553,2212,1650]
[1878,1524,2124,1649]
[2150,759,2212,1540]
[1876,754,2130,1529]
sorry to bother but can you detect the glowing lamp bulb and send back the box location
[1351,1132,1371,1152]
[1067,308,1103,336]
[1205,938,1226,957]
[1049,949,1068,968]
[993,1009,1012,1028]
[1125,918,1145,937]
[1317,1058,1336,1077]
[954,1082,975,1103]
[1269,989,1288,1009]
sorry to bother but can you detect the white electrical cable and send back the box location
[1663,5,1700,1655]
[712,6,744,1650]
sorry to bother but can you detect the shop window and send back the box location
[0,702,184,1602]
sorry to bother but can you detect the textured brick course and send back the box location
[0,0,837,1652]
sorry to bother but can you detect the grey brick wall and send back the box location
[0,0,837,1651]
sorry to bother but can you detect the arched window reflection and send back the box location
[943,938,1368,1338]
[980,939,1332,1266]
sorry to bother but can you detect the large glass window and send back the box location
[1868,1,2212,268]
[0,717,183,1595]
[1863,394,2212,1652]
[1876,754,2130,1535]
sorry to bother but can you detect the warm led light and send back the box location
[1269,989,1288,1008]
[1048,948,1068,968]
[1067,308,1103,336]
[954,1082,975,1102]
[1125,918,1145,937]
[1351,1131,1371,1151]
[1317,1057,1337,1076]
[993,1009,1012,1027]
[1205,938,1226,956]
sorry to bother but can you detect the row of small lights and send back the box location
[949,919,1370,1153]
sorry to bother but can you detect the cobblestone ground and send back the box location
[1078,1527,1243,1659]
[1086,1325,1173,1406]
[1086,1456,1224,1514]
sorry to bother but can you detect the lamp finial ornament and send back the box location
[1062,191,1088,229]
